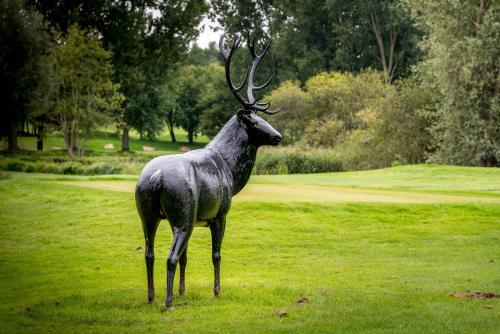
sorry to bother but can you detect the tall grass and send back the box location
[255,147,343,174]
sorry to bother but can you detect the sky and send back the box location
[194,16,221,48]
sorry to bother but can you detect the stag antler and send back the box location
[219,32,280,115]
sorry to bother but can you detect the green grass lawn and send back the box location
[0,166,499,333]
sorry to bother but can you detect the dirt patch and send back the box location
[296,297,309,306]
[450,291,499,299]
[275,309,288,317]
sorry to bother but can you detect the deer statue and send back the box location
[135,32,282,309]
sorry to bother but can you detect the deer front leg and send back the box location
[166,227,192,309]
[210,216,226,297]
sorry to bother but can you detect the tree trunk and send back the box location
[121,126,130,151]
[7,123,19,150]
[188,130,194,144]
[70,131,76,157]
[168,126,177,143]
[166,112,176,143]
[64,129,72,156]
[369,12,399,84]
[36,124,44,151]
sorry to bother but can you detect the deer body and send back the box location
[137,110,281,308]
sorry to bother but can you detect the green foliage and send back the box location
[305,70,387,129]
[171,62,241,141]
[0,0,50,149]
[174,65,210,143]
[103,0,207,146]
[368,79,434,164]
[199,64,241,137]
[263,81,312,144]
[210,0,422,83]
[260,69,434,171]
[407,0,500,166]
[300,119,346,148]
[186,42,220,66]
[51,25,123,157]
[35,0,208,147]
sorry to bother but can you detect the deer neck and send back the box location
[207,115,257,196]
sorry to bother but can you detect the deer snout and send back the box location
[270,133,282,145]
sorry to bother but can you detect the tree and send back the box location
[407,0,500,166]
[305,70,387,131]
[51,25,123,156]
[199,63,240,138]
[31,0,105,33]
[263,81,312,144]
[366,79,434,164]
[99,0,207,150]
[186,42,220,66]
[0,0,50,150]
[210,0,422,83]
[174,65,209,143]
[362,0,421,83]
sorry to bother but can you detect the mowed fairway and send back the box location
[0,165,499,333]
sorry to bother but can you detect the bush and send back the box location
[58,162,85,174]
[83,162,125,175]
[0,157,128,175]
[263,81,312,144]
[6,161,26,172]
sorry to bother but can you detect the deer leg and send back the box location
[179,246,188,295]
[165,227,192,309]
[210,216,226,297]
[142,217,160,303]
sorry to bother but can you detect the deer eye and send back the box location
[247,117,258,126]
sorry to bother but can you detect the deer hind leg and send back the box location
[141,216,160,303]
[165,225,193,309]
[210,216,226,297]
[179,246,188,295]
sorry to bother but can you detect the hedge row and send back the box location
[0,158,127,175]
[254,148,343,174]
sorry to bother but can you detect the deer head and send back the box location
[219,33,282,146]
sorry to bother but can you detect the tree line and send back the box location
[1,0,498,167]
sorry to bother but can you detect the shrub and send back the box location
[83,162,125,175]
[6,160,27,172]
[263,81,312,144]
[58,162,85,174]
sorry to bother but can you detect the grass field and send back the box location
[0,165,499,333]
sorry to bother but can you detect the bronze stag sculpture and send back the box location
[135,33,281,309]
